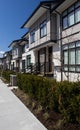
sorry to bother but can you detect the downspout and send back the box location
[54,10,63,81]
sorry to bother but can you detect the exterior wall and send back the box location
[62,72,80,82]
[22,50,35,63]
[62,23,80,45]
[12,45,22,60]
[60,0,80,81]
[11,60,16,68]
[22,47,35,73]
[49,13,61,81]
[29,11,56,50]
[53,43,61,81]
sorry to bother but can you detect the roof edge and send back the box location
[21,0,59,28]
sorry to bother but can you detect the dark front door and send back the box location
[38,48,46,73]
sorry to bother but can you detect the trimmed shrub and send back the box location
[57,81,80,124]
[17,73,80,124]
[2,70,16,82]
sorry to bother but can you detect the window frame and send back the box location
[13,48,18,56]
[62,1,80,29]
[63,40,80,73]
[26,55,31,69]
[30,29,35,44]
[40,20,47,38]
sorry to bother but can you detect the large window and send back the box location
[13,48,18,56]
[63,41,80,72]
[22,45,25,53]
[26,55,31,69]
[40,20,47,38]
[62,0,80,29]
[30,30,35,43]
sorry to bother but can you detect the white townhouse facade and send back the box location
[3,51,12,70]
[21,0,63,76]
[21,0,80,81]
[54,0,80,81]
[9,40,22,72]
[20,32,35,73]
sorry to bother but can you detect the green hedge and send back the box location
[2,70,16,82]
[56,81,80,123]
[17,73,80,124]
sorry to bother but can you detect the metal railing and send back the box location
[23,62,54,75]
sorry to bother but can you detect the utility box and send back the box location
[10,75,17,86]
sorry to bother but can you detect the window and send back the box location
[25,38,29,48]
[76,49,80,64]
[22,60,25,71]
[63,41,80,72]
[40,20,47,38]
[13,48,18,56]
[69,49,75,64]
[30,30,35,43]
[62,1,80,29]
[64,51,68,64]
[26,55,31,68]
[75,7,80,23]
[63,17,68,29]
[25,43,29,48]
[68,12,74,26]
[22,45,25,53]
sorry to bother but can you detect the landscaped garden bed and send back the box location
[12,88,80,130]
[1,71,80,130]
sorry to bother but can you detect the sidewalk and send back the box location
[0,79,47,130]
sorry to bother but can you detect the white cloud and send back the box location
[0,51,4,54]
[0,51,4,57]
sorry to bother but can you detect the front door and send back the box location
[38,48,46,73]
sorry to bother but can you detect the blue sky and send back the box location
[0,0,42,57]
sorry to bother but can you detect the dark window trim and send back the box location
[40,20,47,38]
[26,54,31,69]
[62,0,80,30]
[30,29,35,44]
[63,40,80,73]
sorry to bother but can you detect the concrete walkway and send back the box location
[0,79,47,130]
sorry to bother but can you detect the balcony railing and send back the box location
[12,67,19,72]
[22,62,54,76]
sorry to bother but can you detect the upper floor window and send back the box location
[25,39,29,48]
[22,44,25,53]
[30,30,35,43]
[25,43,29,49]
[13,48,18,56]
[40,20,47,38]
[62,0,80,29]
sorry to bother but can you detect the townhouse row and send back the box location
[0,0,80,82]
